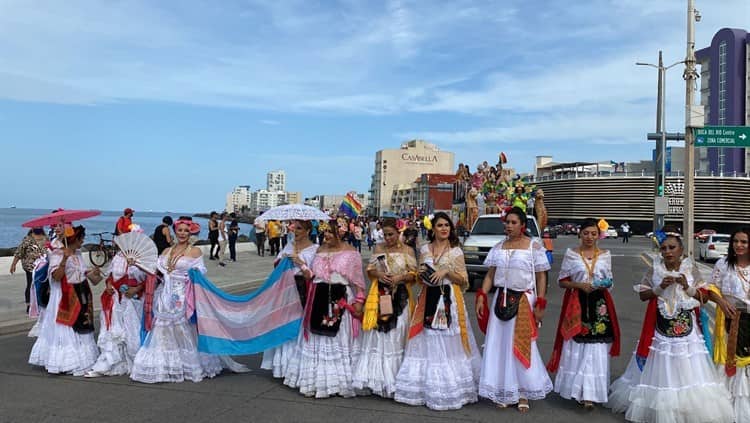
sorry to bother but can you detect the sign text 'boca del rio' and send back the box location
[401,153,439,163]
[694,126,750,148]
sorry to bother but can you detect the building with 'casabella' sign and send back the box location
[369,140,454,216]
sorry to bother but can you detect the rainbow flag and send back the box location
[191,258,303,355]
[339,192,363,218]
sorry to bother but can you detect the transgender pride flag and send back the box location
[190,258,302,355]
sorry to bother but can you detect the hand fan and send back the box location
[114,231,158,274]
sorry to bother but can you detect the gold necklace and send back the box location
[167,243,190,273]
[579,248,600,283]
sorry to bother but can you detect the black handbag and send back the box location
[309,283,347,337]
[420,264,437,285]
[494,288,524,321]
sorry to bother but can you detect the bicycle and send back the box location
[89,232,118,267]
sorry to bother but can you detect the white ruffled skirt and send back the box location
[394,288,481,410]
[91,296,143,376]
[130,284,248,384]
[261,339,300,379]
[554,340,610,403]
[28,281,99,375]
[718,365,750,423]
[608,314,734,423]
[478,291,552,405]
[284,287,359,398]
[352,307,410,398]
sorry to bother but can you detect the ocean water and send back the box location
[0,208,254,248]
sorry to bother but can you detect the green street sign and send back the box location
[694,126,750,148]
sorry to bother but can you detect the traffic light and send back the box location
[658,185,664,196]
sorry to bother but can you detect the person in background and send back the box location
[115,208,134,235]
[402,220,419,257]
[620,222,630,244]
[280,220,289,250]
[254,217,266,257]
[227,213,239,262]
[10,228,48,313]
[208,212,220,261]
[374,223,385,245]
[153,216,173,255]
[267,220,282,257]
[217,213,228,266]
[310,220,319,244]
[352,220,363,253]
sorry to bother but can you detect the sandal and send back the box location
[518,399,530,413]
[583,401,595,410]
[496,403,509,409]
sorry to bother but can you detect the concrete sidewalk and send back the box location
[0,241,377,336]
[0,242,279,335]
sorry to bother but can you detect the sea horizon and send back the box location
[0,207,254,249]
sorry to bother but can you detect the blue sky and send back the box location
[1,0,748,212]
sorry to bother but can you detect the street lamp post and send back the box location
[637,51,684,233]
[683,0,701,258]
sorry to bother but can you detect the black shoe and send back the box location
[218,262,226,267]
[209,256,216,260]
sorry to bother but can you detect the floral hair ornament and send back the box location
[318,220,331,233]
[423,214,434,231]
[597,219,609,240]
[654,230,681,245]
[173,219,201,235]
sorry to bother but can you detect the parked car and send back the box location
[698,233,730,261]
[694,229,717,241]
[462,214,552,291]
[562,223,580,235]
[606,227,618,238]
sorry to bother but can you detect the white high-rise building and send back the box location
[225,185,252,213]
[251,190,287,213]
[267,170,286,192]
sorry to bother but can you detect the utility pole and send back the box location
[683,0,700,258]
[637,52,684,232]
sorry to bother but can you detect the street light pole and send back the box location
[637,52,683,232]
[683,0,700,258]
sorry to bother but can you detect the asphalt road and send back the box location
[0,236,678,423]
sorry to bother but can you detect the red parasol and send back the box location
[22,209,101,228]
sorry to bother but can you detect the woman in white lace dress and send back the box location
[131,218,247,383]
[708,227,750,422]
[261,220,318,378]
[547,218,620,410]
[85,252,150,377]
[353,217,417,398]
[28,225,103,375]
[394,212,481,411]
[475,207,551,413]
[283,218,366,397]
[608,226,733,423]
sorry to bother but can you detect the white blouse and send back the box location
[711,257,750,309]
[634,256,703,318]
[48,248,88,284]
[558,248,613,286]
[484,238,551,291]
[277,242,319,274]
